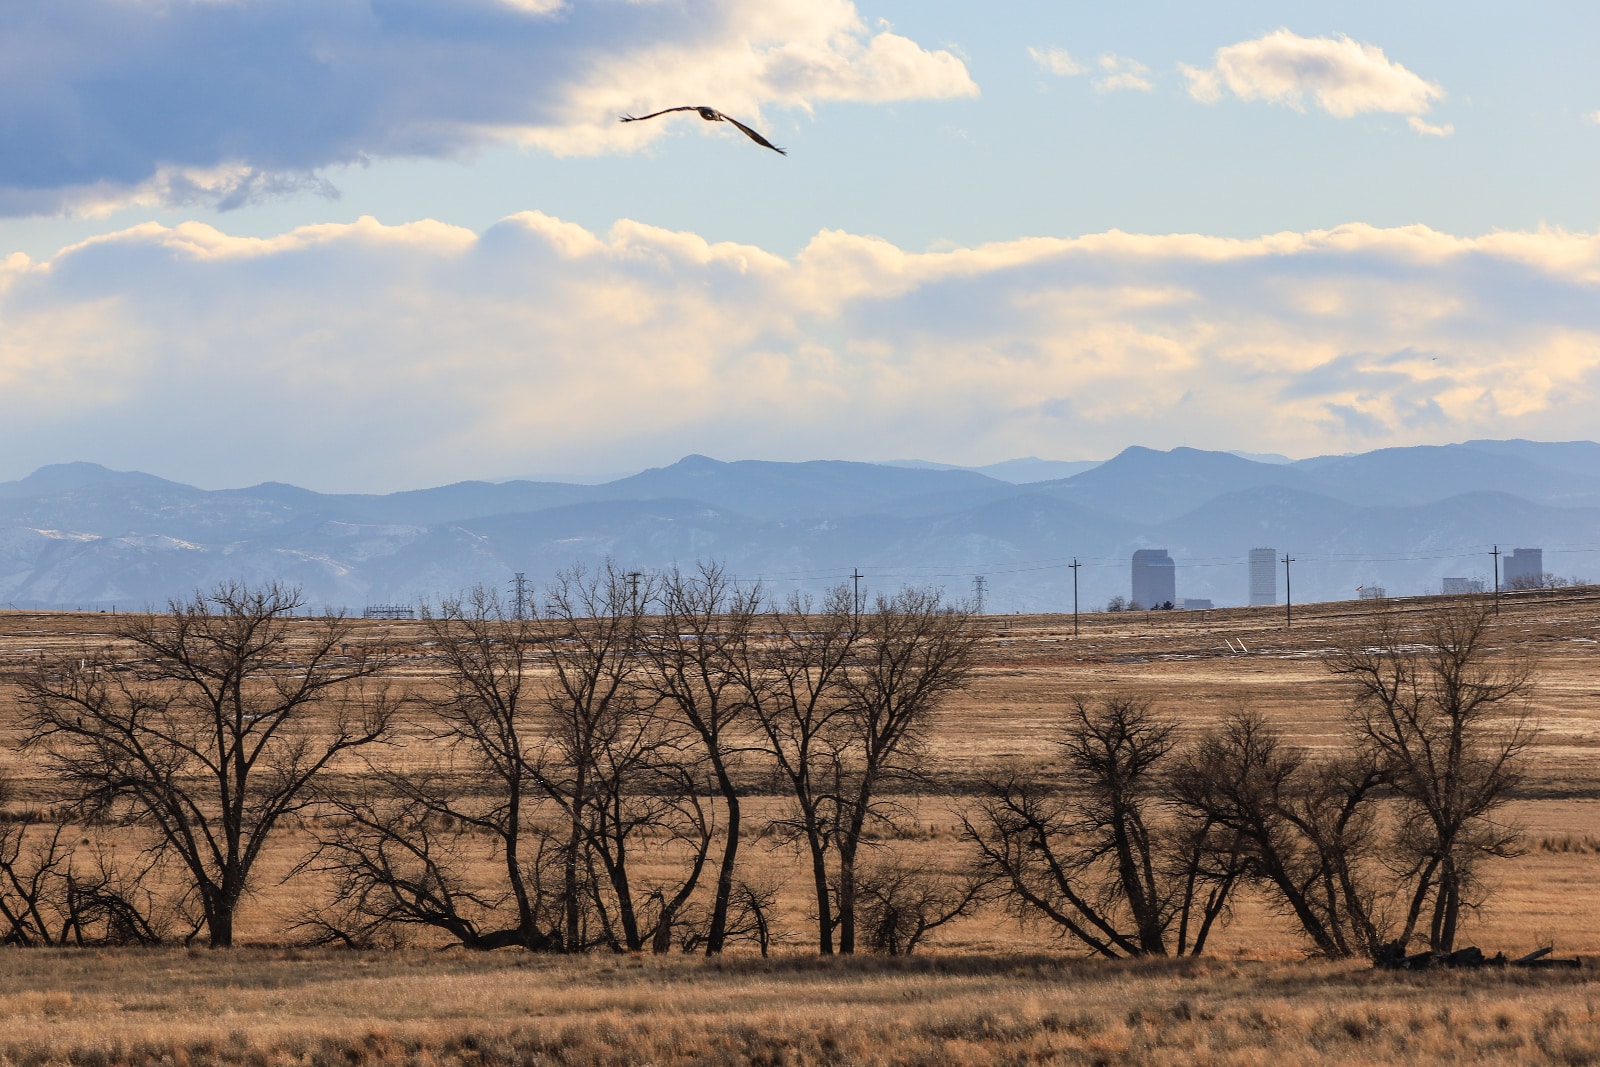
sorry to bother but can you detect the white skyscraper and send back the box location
[1249,547,1276,606]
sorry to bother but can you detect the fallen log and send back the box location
[1511,946,1581,969]
[1375,943,1583,971]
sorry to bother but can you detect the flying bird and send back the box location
[620,106,786,155]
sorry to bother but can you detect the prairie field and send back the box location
[0,588,1598,1065]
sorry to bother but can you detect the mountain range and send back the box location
[2,440,1596,614]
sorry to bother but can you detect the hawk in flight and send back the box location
[620,106,786,156]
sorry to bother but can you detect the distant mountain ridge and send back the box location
[1,440,1595,613]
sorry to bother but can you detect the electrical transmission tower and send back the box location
[510,572,530,621]
[971,575,987,614]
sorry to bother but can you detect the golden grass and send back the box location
[2,949,1599,1066]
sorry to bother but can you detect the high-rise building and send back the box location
[1503,547,1544,589]
[1442,577,1485,595]
[1248,547,1277,606]
[1132,549,1175,609]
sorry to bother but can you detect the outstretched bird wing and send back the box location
[619,106,701,123]
[718,112,786,155]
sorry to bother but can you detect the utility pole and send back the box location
[851,569,864,621]
[510,572,530,621]
[1282,554,1294,629]
[628,571,643,609]
[1490,544,1501,614]
[1069,558,1081,637]
[971,575,987,615]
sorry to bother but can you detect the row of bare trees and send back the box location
[305,567,980,956]
[2,568,981,953]
[0,577,1534,960]
[964,600,1536,959]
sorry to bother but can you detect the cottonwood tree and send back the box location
[535,564,713,953]
[304,588,562,950]
[854,857,987,956]
[18,582,398,948]
[311,571,714,954]
[1328,599,1536,952]
[739,585,859,954]
[635,563,763,955]
[742,586,978,954]
[833,589,980,953]
[965,697,1239,957]
[1167,711,1390,959]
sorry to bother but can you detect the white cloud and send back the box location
[1028,46,1085,77]
[3,214,1598,491]
[1588,109,1600,125]
[1407,116,1455,137]
[1028,47,1151,92]
[1095,54,1153,94]
[0,0,976,216]
[1182,29,1447,133]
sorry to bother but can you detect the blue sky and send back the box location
[2,1,1598,491]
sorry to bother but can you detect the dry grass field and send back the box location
[1,588,1597,1064]
[2,950,1600,1066]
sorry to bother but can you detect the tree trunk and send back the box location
[807,826,834,955]
[705,783,740,955]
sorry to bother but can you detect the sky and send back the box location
[2,0,1599,492]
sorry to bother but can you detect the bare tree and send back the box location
[304,588,562,950]
[743,587,980,954]
[965,697,1238,957]
[1168,710,1389,958]
[536,564,710,954]
[833,590,979,953]
[17,582,398,947]
[300,771,567,950]
[676,874,786,957]
[1328,599,1536,952]
[636,563,763,954]
[854,858,987,955]
[308,571,714,954]
[741,585,859,954]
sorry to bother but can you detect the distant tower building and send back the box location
[1132,549,1176,609]
[1249,547,1277,606]
[1503,547,1544,589]
[1442,577,1485,595]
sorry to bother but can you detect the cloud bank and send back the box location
[3,214,1597,491]
[1183,29,1448,134]
[0,0,975,216]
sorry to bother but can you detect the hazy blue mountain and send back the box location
[1039,446,1312,523]
[588,455,1008,520]
[1291,444,1600,508]
[1,441,1596,613]
[0,462,187,500]
[883,457,1103,483]
[1459,439,1600,479]
[0,482,319,541]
